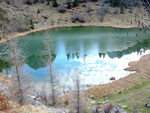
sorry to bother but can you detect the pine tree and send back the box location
[47,0,50,5]
[30,19,34,29]
[53,0,58,7]
[67,1,71,9]
[73,0,79,7]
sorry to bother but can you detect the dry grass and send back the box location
[0,75,53,113]
[86,54,150,98]
[0,100,53,113]
[0,75,12,86]
[0,91,11,112]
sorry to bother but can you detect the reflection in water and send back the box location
[26,54,56,70]
[0,59,11,73]
[0,27,150,89]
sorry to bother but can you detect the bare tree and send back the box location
[43,39,59,106]
[135,0,150,29]
[142,0,150,13]
[75,74,81,113]
[8,38,24,104]
[6,36,33,105]
[69,69,89,113]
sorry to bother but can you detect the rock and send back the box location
[117,104,121,107]
[110,107,127,113]
[43,16,48,20]
[114,9,118,14]
[91,101,96,105]
[91,105,127,113]
[91,108,97,113]
[32,101,41,106]
[59,4,66,13]
[104,98,108,103]
[110,77,116,80]
[96,101,101,105]
[90,95,94,99]
[121,105,127,109]
[87,84,92,87]
[48,107,69,113]
[145,103,150,108]
[98,109,105,113]
[8,75,12,78]
[101,101,106,104]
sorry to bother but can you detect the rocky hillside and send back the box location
[0,0,149,40]
[0,1,31,39]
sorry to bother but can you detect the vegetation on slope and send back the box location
[93,80,150,113]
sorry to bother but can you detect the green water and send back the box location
[0,27,150,89]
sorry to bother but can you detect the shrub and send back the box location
[0,7,7,19]
[72,12,79,23]
[0,91,11,111]
[109,0,121,7]
[104,104,113,113]
[53,0,58,7]
[98,5,108,22]
[86,4,92,13]
[71,12,86,23]
[67,1,72,9]
[17,25,28,32]
[90,0,98,2]
[120,6,125,14]
[78,13,86,23]
[114,9,118,14]
[59,4,66,13]
[30,19,34,29]
[73,0,79,7]
[129,6,133,13]
[47,0,50,5]
[37,9,40,13]
[103,0,109,4]
[109,0,136,8]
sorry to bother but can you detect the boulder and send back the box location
[145,103,150,108]
[90,95,94,99]
[96,101,101,105]
[110,77,116,80]
[32,101,42,106]
[91,101,96,105]
[121,105,127,109]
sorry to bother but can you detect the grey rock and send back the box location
[32,101,42,106]
[91,108,97,113]
[145,103,150,108]
[96,101,101,105]
[121,105,127,108]
[91,101,96,105]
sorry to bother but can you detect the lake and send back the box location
[0,27,150,89]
